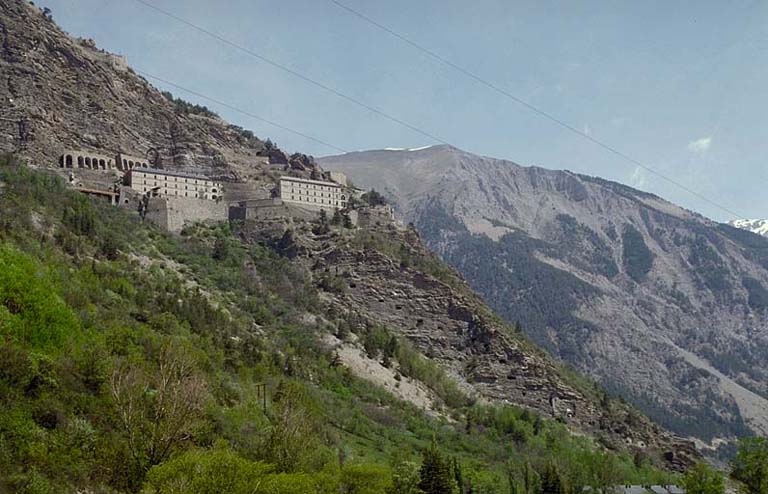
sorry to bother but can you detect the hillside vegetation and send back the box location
[0,156,674,493]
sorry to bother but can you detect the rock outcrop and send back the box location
[239,218,698,470]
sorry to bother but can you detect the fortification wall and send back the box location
[224,181,273,203]
[56,167,121,190]
[145,196,227,233]
[228,200,323,222]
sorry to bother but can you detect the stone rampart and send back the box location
[145,196,227,233]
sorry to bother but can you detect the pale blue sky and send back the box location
[41,0,768,221]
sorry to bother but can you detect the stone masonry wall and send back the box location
[145,196,227,233]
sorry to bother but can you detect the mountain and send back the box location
[0,1,698,490]
[730,219,768,237]
[319,144,768,447]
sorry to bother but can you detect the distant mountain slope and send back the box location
[320,145,768,446]
[730,219,768,237]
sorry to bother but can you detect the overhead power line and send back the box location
[135,69,349,154]
[130,0,450,146]
[129,0,743,219]
[328,0,746,220]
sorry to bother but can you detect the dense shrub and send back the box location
[621,224,654,282]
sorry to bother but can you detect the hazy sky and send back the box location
[41,0,768,221]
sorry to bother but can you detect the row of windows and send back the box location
[288,190,339,198]
[141,187,218,200]
[136,173,212,186]
[284,181,339,191]
[289,195,340,204]
[139,180,217,193]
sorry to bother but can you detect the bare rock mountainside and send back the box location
[0,0,701,470]
[0,0,318,186]
[320,145,768,447]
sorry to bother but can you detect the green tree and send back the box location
[144,449,273,494]
[453,457,464,494]
[332,208,343,226]
[388,455,421,494]
[519,461,539,494]
[264,381,323,472]
[418,439,455,494]
[342,211,354,229]
[212,237,229,261]
[732,438,768,494]
[683,462,725,494]
[362,189,387,206]
[341,464,393,494]
[0,244,80,351]
[587,452,622,492]
[539,463,565,494]
[110,341,208,473]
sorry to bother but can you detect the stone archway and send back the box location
[66,155,73,168]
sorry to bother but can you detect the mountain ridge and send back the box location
[319,145,768,446]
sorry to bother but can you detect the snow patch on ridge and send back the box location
[381,145,435,152]
[408,145,434,151]
[729,219,768,237]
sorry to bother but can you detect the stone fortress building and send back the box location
[278,175,348,212]
[58,148,395,234]
[127,168,223,201]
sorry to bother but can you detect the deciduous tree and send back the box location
[732,438,768,494]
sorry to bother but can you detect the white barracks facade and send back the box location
[279,176,347,211]
[128,169,223,200]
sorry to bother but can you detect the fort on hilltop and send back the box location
[56,148,396,233]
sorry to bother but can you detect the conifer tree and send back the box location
[453,457,464,494]
[418,438,455,494]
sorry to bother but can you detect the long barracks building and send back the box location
[278,176,347,211]
[127,168,223,200]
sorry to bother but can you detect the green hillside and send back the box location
[0,156,673,493]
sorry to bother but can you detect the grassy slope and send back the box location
[0,157,673,493]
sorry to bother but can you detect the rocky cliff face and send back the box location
[0,0,317,183]
[319,145,768,448]
[238,217,698,470]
